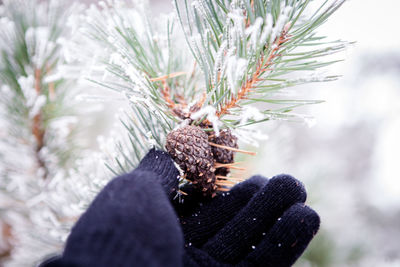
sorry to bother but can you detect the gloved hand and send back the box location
[41,149,319,267]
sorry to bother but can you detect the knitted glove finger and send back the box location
[239,203,320,267]
[137,149,180,200]
[202,174,307,264]
[178,176,268,247]
[62,171,184,267]
[39,256,77,267]
[175,176,267,216]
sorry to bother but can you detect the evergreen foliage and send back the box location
[81,0,348,173]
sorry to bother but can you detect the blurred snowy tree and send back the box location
[0,0,104,265]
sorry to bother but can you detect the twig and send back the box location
[215,161,242,166]
[217,187,230,192]
[190,92,206,113]
[156,73,191,119]
[149,71,186,82]
[160,80,176,110]
[175,93,188,107]
[32,68,48,179]
[215,180,236,186]
[209,142,256,156]
[214,163,246,171]
[216,175,244,181]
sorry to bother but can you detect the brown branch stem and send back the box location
[215,181,236,186]
[217,187,230,191]
[156,73,206,119]
[216,31,289,118]
[32,68,48,179]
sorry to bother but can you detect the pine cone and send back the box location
[208,129,238,176]
[165,125,217,197]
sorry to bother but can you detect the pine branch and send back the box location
[78,0,349,177]
[217,26,290,117]
[32,68,47,178]
[174,0,348,130]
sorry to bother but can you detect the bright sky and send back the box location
[320,0,400,206]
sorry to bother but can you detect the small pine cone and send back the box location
[165,125,217,197]
[188,171,218,198]
[209,129,238,176]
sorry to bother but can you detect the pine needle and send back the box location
[217,187,231,192]
[214,163,246,171]
[150,71,187,82]
[216,175,245,181]
[209,142,257,156]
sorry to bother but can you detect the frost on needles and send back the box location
[82,0,348,172]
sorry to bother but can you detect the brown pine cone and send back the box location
[208,129,238,176]
[189,171,217,198]
[165,125,217,197]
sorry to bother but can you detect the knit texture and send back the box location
[137,148,180,199]
[40,150,320,267]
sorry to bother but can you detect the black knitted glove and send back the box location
[176,174,319,267]
[40,149,319,267]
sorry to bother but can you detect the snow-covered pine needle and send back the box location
[174,0,348,129]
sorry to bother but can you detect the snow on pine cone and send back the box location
[209,129,238,176]
[165,125,217,197]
